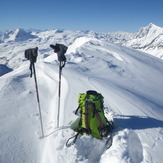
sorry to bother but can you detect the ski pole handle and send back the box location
[50,44,68,62]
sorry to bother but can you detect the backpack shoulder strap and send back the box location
[89,102,104,129]
[75,93,87,114]
[83,101,91,133]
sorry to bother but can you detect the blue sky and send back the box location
[1,0,163,33]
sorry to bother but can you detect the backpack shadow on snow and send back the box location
[114,115,163,130]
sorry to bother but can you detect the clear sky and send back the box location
[0,0,163,33]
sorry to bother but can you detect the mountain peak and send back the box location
[134,23,162,39]
[3,28,37,42]
[147,23,159,29]
[124,23,163,59]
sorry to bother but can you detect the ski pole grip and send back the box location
[25,47,38,63]
[50,44,67,62]
[50,44,59,53]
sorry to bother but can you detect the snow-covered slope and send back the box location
[124,23,163,59]
[106,31,134,44]
[0,29,163,163]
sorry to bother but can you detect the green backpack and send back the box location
[70,90,113,139]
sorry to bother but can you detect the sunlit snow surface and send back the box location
[0,29,163,163]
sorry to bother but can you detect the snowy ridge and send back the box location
[0,27,163,163]
[125,23,163,59]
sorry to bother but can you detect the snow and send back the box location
[1,29,36,43]
[0,28,163,163]
[124,23,163,59]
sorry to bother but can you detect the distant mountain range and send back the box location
[0,23,163,59]
[105,23,163,59]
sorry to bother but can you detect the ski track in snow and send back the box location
[37,62,68,163]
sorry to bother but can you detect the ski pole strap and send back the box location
[103,133,113,149]
[66,132,80,147]
[60,61,66,70]
[29,63,34,78]
[66,127,91,147]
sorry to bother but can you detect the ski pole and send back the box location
[32,63,44,138]
[25,47,44,138]
[50,44,67,128]
[57,61,66,127]
[57,62,62,128]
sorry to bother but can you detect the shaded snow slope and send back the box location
[0,31,163,163]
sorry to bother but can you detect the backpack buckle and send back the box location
[99,126,110,137]
[86,99,93,103]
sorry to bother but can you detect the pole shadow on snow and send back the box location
[114,115,163,130]
[44,126,70,138]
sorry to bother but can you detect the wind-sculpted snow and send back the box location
[0,28,163,163]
